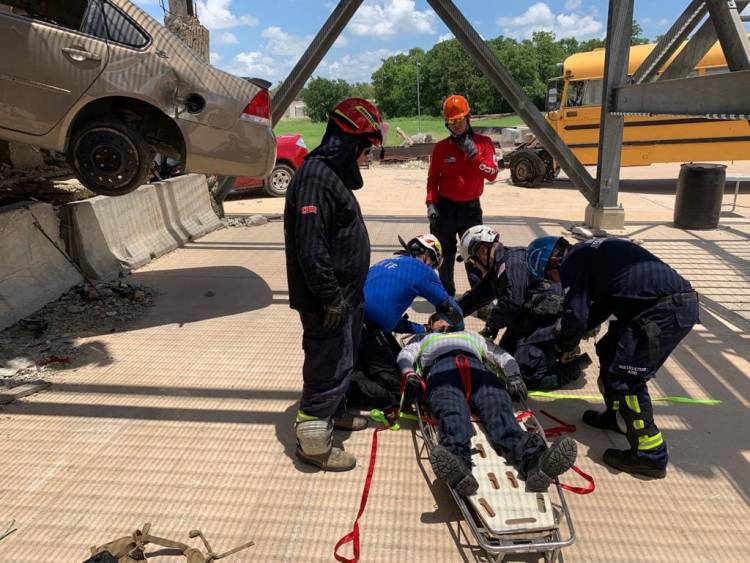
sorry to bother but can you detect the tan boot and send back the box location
[296,446,357,471]
[333,413,368,431]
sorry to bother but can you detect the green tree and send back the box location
[351,82,375,99]
[631,20,650,45]
[372,48,425,117]
[299,77,352,122]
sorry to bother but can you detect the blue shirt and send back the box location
[364,256,456,333]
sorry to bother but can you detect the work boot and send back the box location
[602,448,667,479]
[525,436,578,492]
[296,446,357,472]
[428,444,479,496]
[582,409,624,434]
[333,413,369,431]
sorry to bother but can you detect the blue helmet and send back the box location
[527,236,563,279]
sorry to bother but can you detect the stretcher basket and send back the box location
[413,400,576,563]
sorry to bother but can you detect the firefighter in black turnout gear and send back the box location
[457,226,590,390]
[284,98,385,472]
[527,236,699,478]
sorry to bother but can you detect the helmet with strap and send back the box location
[458,225,500,264]
[527,236,569,280]
[398,234,443,269]
[329,97,385,145]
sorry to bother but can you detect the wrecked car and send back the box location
[0,0,276,196]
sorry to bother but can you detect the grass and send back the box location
[274,115,525,149]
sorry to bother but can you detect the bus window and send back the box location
[546,77,564,111]
[566,79,603,107]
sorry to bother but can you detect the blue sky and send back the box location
[131,1,738,84]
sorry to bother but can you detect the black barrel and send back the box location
[674,163,726,229]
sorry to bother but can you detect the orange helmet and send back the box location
[443,94,470,123]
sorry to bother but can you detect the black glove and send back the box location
[427,203,439,222]
[506,373,528,402]
[479,324,499,341]
[322,300,350,329]
[454,133,478,158]
[404,372,424,404]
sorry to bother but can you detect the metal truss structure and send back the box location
[250,0,750,226]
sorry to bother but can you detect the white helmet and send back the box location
[458,225,500,263]
[399,234,443,268]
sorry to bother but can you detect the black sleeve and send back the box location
[556,248,590,352]
[487,260,526,329]
[294,179,342,306]
[458,269,508,317]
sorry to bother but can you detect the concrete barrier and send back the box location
[0,203,83,330]
[65,174,222,281]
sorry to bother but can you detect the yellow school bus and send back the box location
[507,40,750,185]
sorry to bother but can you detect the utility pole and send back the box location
[166,0,209,61]
[416,60,422,133]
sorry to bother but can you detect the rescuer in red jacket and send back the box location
[426,94,499,296]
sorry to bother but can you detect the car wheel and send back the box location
[263,163,295,197]
[509,149,545,187]
[68,120,152,197]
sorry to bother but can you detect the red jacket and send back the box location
[426,132,499,204]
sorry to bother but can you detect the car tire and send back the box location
[68,120,152,197]
[263,163,295,197]
[509,149,545,187]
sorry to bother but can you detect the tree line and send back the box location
[297,24,652,122]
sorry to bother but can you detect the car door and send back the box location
[0,1,109,136]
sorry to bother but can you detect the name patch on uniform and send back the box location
[444,156,457,163]
[301,205,318,215]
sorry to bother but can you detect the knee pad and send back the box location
[295,418,332,456]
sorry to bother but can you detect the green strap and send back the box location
[528,391,721,405]
[369,409,419,431]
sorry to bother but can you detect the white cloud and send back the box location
[319,48,399,83]
[261,26,313,58]
[349,0,437,38]
[195,0,258,30]
[215,31,239,45]
[231,51,277,79]
[210,52,222,65]
[497,2,602,40]
[438,32,454,42]
[334,35,350,48]
[565,0,582,9]
[657,18,670,27]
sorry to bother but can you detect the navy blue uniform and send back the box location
[459,247,577,389]
[558,238,699,467]
[285,130,371,419]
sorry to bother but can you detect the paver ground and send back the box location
[1,162,749,562]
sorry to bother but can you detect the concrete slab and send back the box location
[0,162,749,561]
[66,174,221,281]
[0,202,83,330]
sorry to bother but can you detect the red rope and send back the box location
[333,427,384,563]
[516,409,595,495]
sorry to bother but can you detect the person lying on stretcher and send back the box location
[397,314,578,496]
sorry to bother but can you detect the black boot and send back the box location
[603,448,667,479]
[428,445,479,496]
[582,409,623,434]
[524,436,578,492]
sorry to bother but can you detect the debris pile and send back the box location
[223,214,273,228]
[0,280,155,382]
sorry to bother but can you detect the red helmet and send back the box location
[329,97,384,145]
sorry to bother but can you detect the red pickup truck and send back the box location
[233,133,309,197]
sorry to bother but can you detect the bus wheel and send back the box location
[510,149,545,187]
